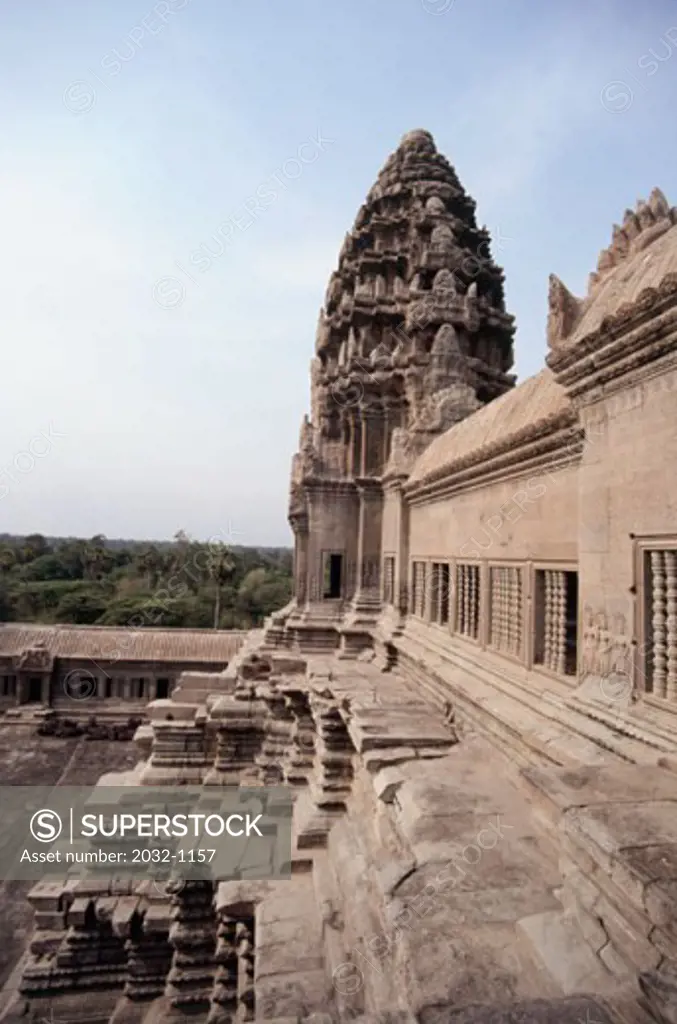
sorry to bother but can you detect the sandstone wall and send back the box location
[406,462,578,565]
[577,362,677,685]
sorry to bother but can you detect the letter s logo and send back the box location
[30,809,63,843]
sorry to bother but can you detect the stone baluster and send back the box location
[459,566,467,635]
[164,878,216,1017]
[554,571,566,676]
[469,566,478,639]
[665,551,677,702]
[652,551,668,698]
[512,568,522,657]
[235,918,256,1021]
[490,570,498,648]
[500,569,507,652]
[500,569,509,650]
[544,571,554,671]
[503,569,510,650]
[498,569,504,649]
[504,569,511,653]
[208,913,238,1024]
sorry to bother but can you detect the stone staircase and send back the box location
[394,620,677,771]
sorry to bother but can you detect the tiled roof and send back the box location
[408,368,571,485]
[0,624,247,664]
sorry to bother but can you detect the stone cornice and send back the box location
[354,476,383,496]
[405,410,582,506]
[547,277,677,401]
[302,477,358,497]
[381,471,409,489]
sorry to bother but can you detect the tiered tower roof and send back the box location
[313,129,515,424]
[290,131,518,517]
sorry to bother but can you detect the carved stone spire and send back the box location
[289,129,515,518]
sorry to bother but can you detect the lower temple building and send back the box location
[0,624,246,711]
[5,130,677,1023]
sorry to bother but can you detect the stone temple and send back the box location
[5,130,677,1024]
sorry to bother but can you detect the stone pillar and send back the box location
[40,674,51,705]
[359,410,368,476]
[346,413,354,477]
[351,414,362,478]
[290,514,309,608]
[203,693,265,787]
[352,479,384,611]
[141,711,210,785]
[97,676,106,699]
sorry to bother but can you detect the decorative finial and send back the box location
[399,129,436,150]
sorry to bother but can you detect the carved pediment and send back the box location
[14,643,53,672]
[589,188,676,294]
[547,274,582,349]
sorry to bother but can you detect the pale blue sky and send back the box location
[0,0,675,545]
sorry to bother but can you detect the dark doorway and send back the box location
[156,678,169,700]
[28,677,43,702]
[564,571,579,676]
[323,553,343,599]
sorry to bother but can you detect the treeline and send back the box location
[0,532,293,629]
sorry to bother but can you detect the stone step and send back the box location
[396,625,677,769]
[407,996,632,1023]
[517,909,618,995]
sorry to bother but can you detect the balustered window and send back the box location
[430,562,451,625]
[643,548,677,701]
[383,556,396,605]
[411,561,427,618]
[455,564,480,640]
[489,566,523,657]
[534,569,578,676]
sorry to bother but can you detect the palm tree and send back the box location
[83,535,108,581]
[208,543,235,629]
[0,545,16,573]
[135,546,163,589]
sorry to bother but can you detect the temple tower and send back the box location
[288,129,515,651]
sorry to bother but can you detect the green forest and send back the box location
[0,532,293,629]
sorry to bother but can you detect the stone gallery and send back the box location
[0,623,246,710]
[6,131,677,1023]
